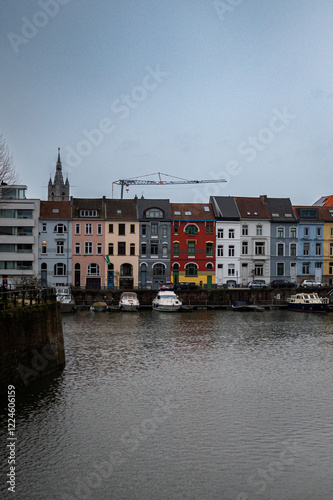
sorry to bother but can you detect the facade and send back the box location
[235,197,271,286]
[72,198,106,288]
[266,197,298,283]
[48,149,70,202]
[170,202,216,288]
[38,201,72,287]
[210,196,240,287]
[105,199,139,288]
[0,184,39,287]
[137,198,171,289]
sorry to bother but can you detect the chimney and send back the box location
[260,195,267,204]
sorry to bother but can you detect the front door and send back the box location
[207,275,212,289]
[107,271,114,288]
[74,269,80,287]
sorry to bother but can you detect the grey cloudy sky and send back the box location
[1,0,333,204]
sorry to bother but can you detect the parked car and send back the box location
[247,280,267,289]
[300,279,322,288]
[175,282,201,291]
[271,279,295,288]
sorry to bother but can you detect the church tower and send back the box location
[48,148,70,201]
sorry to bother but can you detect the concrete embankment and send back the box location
[0,302,65,392]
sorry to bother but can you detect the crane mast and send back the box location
[112,172,226,198]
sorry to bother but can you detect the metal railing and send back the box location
[0,287,57,310]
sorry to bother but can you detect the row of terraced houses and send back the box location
[2,152,333,289]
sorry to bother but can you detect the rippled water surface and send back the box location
[2,309,333,499]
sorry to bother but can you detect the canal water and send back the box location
[2,309,333,500]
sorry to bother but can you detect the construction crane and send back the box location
[112,172,226,199]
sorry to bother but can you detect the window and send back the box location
[0,261,15,270]
[151,243,158,255]
[217,228,224,238]
[185,263,198,277]
[108,243,114,255]
[121,264,133,276]
[304,227,309,237]
[151,223,158,236]
[277,243,284,256]
[97,224,102,235]
[188,242,195,256]
[330,244,333,256]
[97,243,102,255]
[185,211,192,216]
[255,242,265,255]
[316,243,321,256]
[118,223,125,236]
[75,243,80,255]
[42,223,47,232]
[204,206,210,212]
[206,242,213,256]
[87,263,100,276]
[242,241,248,255]
[80,210,98,217]
[290,243,297,256]
[85,223,92,235]
[85,242,93,255]
[16,261,33,270]
[228,264,235,276]
[17,209,33,219]
[303,243,309,256]
[317,228,321,237]
[118,242,126,256]
[130,243,135,256]
[302,262,310,274]
[153,264,165,276]
[0,209,15,218]
[162,244,168,257]
[174,222,179,235]
[329,263,333,275]
[130,224,135,234]
[142,224,146,236]
[229,229,235,239]
[228,245,235,257]
[254,264,263,276]
[146,208,163,218]
[17,227,33,236]
[299,208,317,218]
[17,244,32,253]
[277,227,284,238]
[108,224,114,233]
[331,228,333,237]
[217,245,223,257]
[141,243,146,256]
[207,263,213,271]
[186,225,198,235]
[174,210,181,216]
[256,225,262,236]
[206,224,213,234]
[54,263,66,276]
[277,263,284,276]
[173,242,179,256]
[242,225,248,236]
[51,208,59,214]
[162,225,168,237]
[315,262,322,269]
[56,241,64,254]
[290,227,297,238]
[41,242,47,254]
[75,224,80,235]
[55,224,67,234]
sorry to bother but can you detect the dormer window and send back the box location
[80,210,98,217]
[145,208,163,218]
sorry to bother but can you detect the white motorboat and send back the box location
[119,292,140,311]
[90,301,108,312]
[152,288,182,312]
[286,292,329,313]
[56,287,76,312]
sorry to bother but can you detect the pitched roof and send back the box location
[210,196,240,220]
[137,198,171,219]
[266,198,296,222]
[292,205,333,222]
[170,203,214,220]
[105,199,137,220]
[40,201,71,219]
[71,198,105,218]
[234,197,271,219]
[313,196,333,207]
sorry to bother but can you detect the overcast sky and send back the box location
[1,0,333,204]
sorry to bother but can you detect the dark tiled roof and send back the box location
[292,205,333,221]
[72,198,105,218]
[137,198,171,219]
[40,201,71,219]
[170,203,214,220]
[210,196,240,220]
[235,197,271,219]
[105,199,137,220]
[266,198,297,222]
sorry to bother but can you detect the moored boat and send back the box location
[119,292,140,311]
[152,288,182,312]
[56,286,76,312]
[90,301,108,312]
[286,293,329,313]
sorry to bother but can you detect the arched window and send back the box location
[145,208,163,218]
[121,263,133,276]
[153,263,166,276]
[75,263,81,270]
[207,263,213,271]
[41,262,47,270]
[185,224,198,235]
[87,263,100,276]
[173,263,179,270]
[54,263,66,276]
[185,263,198,277]
[54,223,67,234]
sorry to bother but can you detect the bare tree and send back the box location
[0,134,19,186]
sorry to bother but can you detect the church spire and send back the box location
[47,148,70,201]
